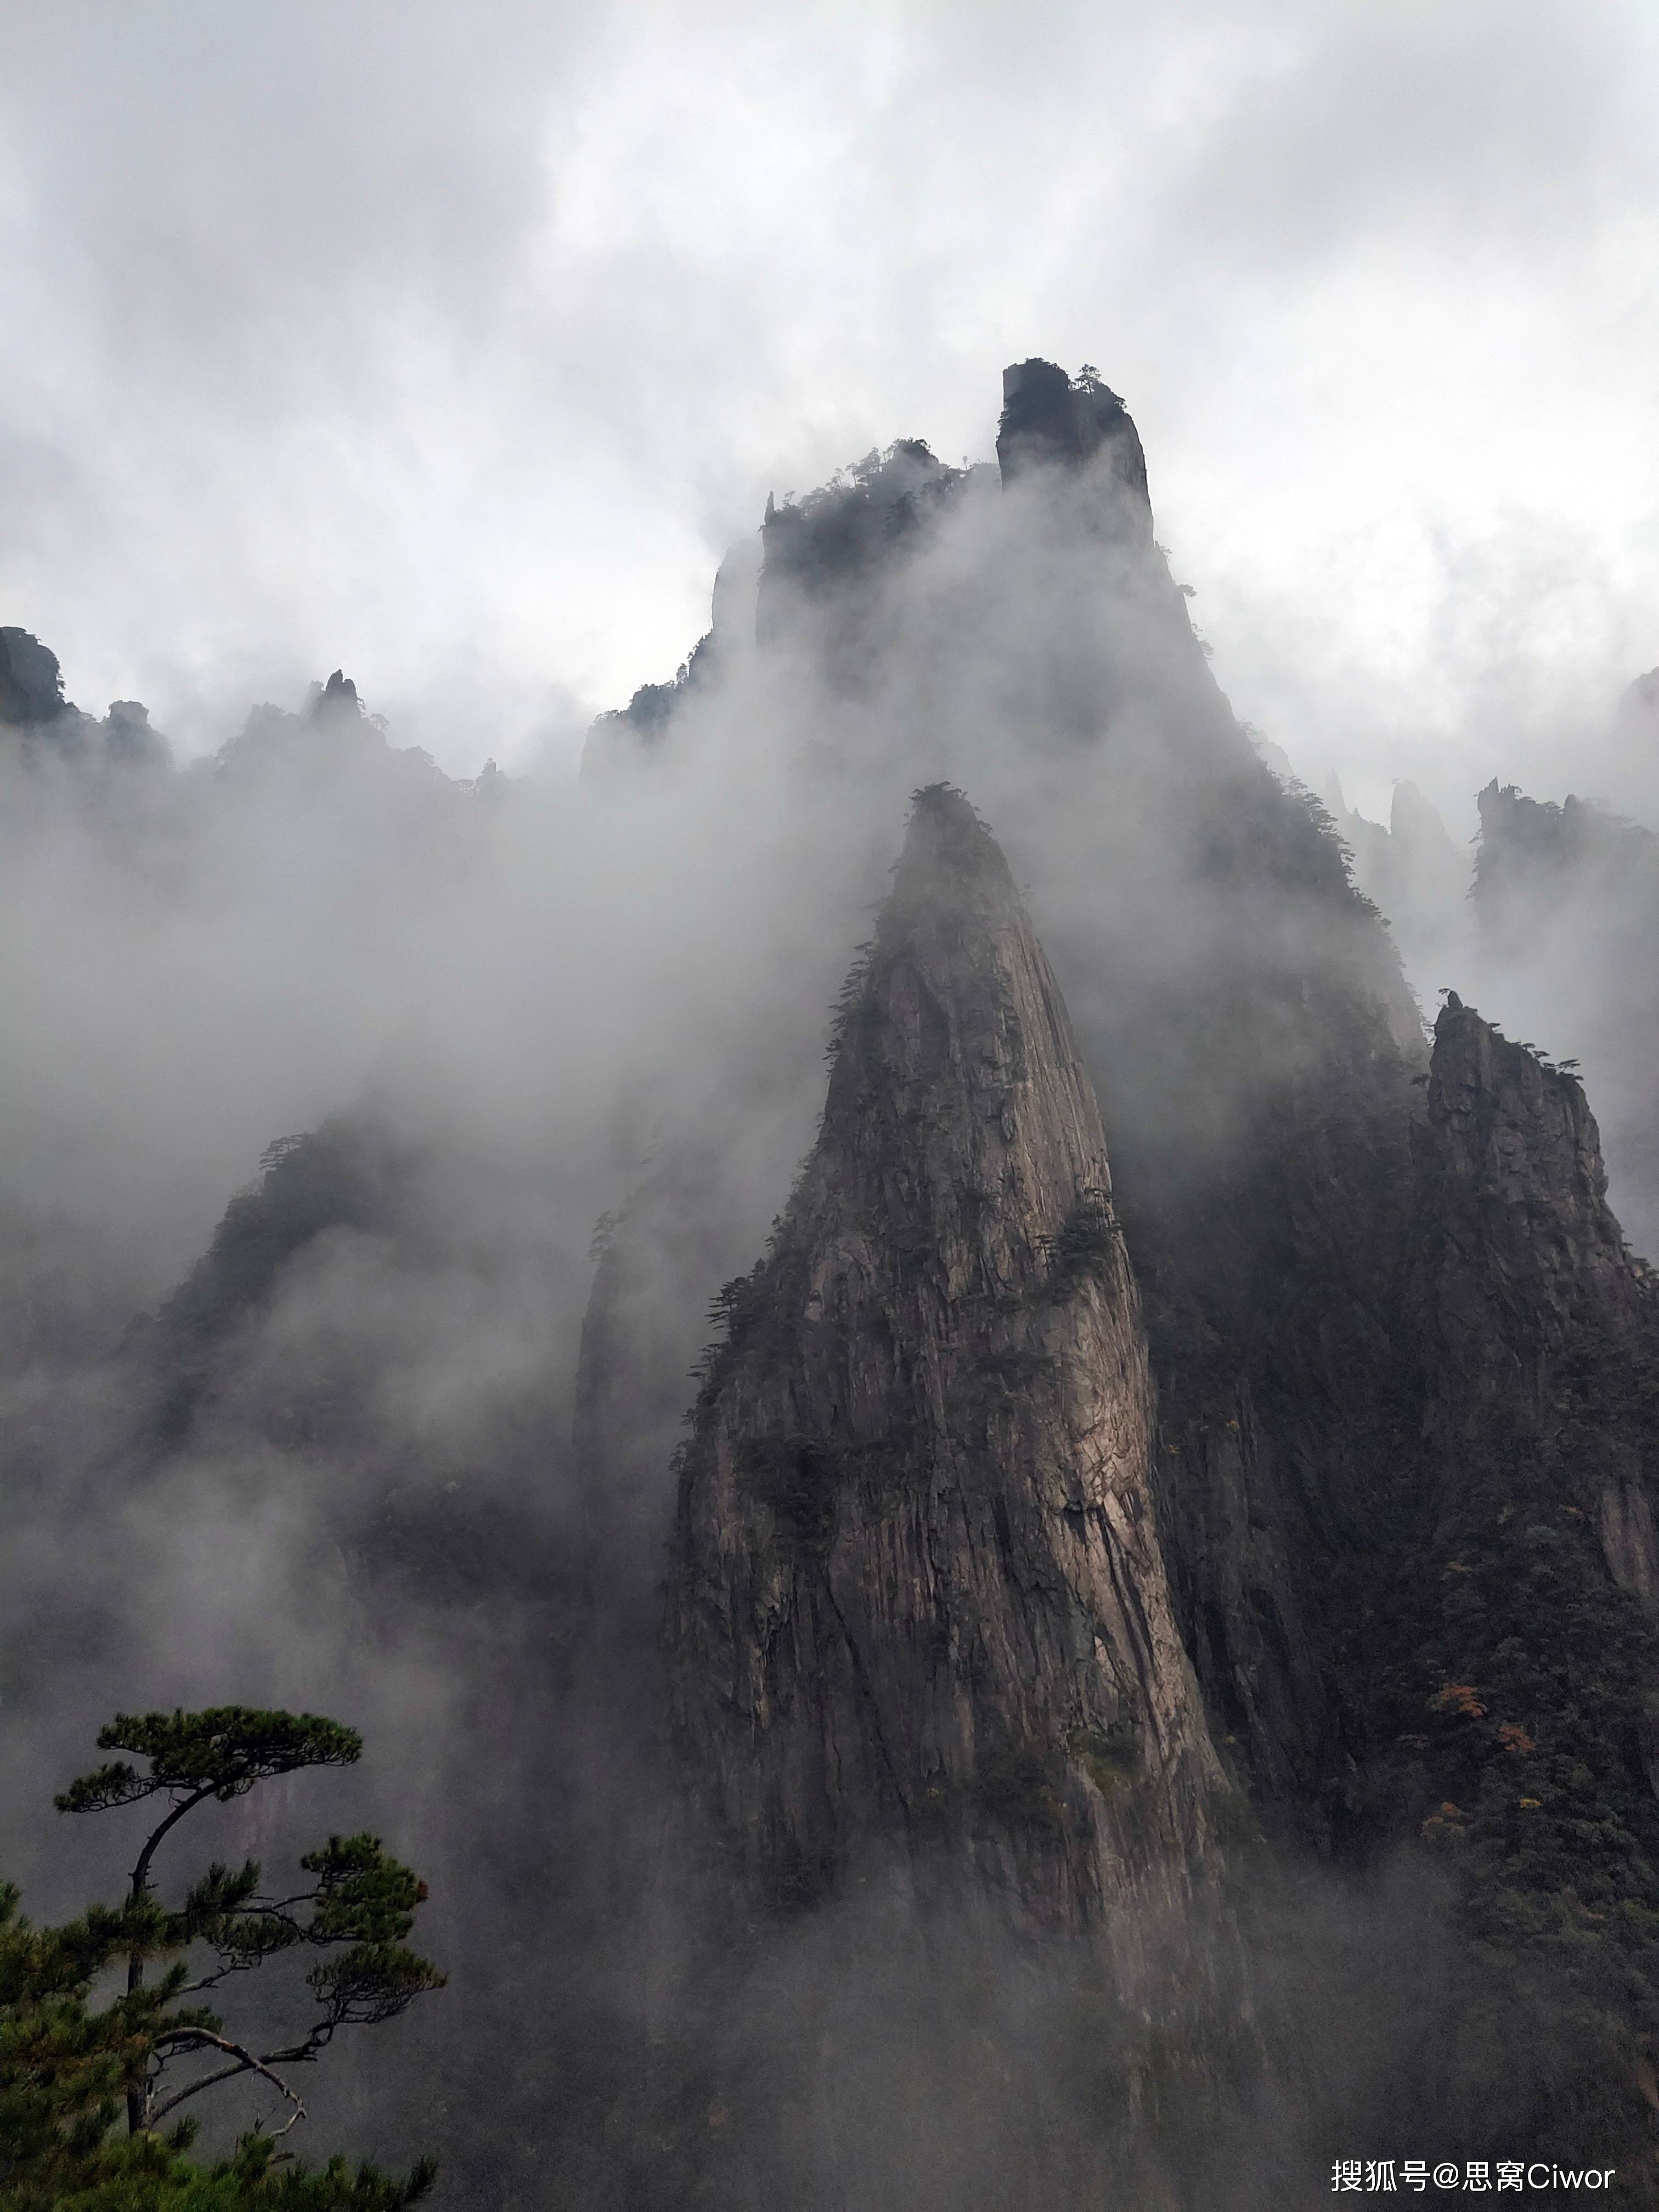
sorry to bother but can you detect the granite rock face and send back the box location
[578,361,1432,1843]
[1414,994,1645,1395]
[667,787,1225,1927]
[1409,995,1658,1602]
[561,358,1659,2177]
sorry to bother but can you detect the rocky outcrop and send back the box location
[1413,994,1644,1400]
[579,362,1432,1844]
[583,537,761,777]
[1295,994,1659,2163]
[1322,774,1468,977]
[311,668,363,718]
[1471,776,1659,1255]
[569,365,1659,2167]
[1475,780,1654,950]
[995,358,1152,543]
[667,786,1225,1928]
[102,699,167,766]
[1408,994,1658,1591]
[1,626,168,769]
[753,439,986,678]
[0,627,70,726]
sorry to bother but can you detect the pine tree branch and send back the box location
[131,1784,221,1906]
[259,2020,340,2066]
[149,2027,307,2131]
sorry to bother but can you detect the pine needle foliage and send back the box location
[2,1709,443,2207]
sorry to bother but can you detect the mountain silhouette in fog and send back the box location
[7,361,1659,2204]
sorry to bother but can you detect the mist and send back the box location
[4,8,1659,2208]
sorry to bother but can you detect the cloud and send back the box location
[0,0,1654,793]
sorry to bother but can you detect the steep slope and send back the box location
[1412,991,1651,1409]
[1470,777,1659,1251]
[568,358,1659,2185]
[127,1120,407,1450]
[1083,758,1424,1828]
[115,1117,574,1616]
[576,360,1431,1847]
[667,786,1226,1928]
[1475,780,1657,950]
[1319,772,1469,989]
[995,357,1152,538]
[1303,996,1659,2167]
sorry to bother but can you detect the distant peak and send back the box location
[0,626,69,725]
[1620,666,1659,723]
[310,668,363,720]
[997,359,1138,473]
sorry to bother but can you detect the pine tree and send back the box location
[1,1707,443,2208]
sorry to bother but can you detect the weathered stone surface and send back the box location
[1412,994,1647,1414]
[1409,993,1658,1587]
[579,364,1433,1847]
[666,786,1225,1927]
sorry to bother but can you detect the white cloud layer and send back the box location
[2,0,1656,823]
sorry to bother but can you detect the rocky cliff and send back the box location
[557,360,1659,2190]
[1475,779,1657,958]
[1268,994,1659,2166]
[1471,775,1659,1255]
[1412,992,1649,1420]
[576,363,1435,1849]
[29,353,1659,2196]
[995,357,1152,542]
[667,786,1225,1928]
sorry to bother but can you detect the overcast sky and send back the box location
[3,0,1656,826]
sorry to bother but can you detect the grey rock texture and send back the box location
[1414,994,1645,1400]
[1408,994,1659,1600]
[667,786,1225,1928]
[578,362,1433,1846]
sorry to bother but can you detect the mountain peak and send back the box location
[995,359,1152,533]
[1,626,70,725]
[667,792,1224,1926]
[883,781,1014,912]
